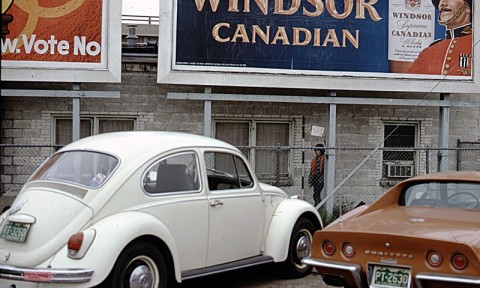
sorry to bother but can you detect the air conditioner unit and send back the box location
[387,164,414,178]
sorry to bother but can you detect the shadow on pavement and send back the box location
[177,263,329,288]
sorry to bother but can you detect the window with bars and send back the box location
[214,120,291,183]
[382,124,417,179]
[55,117,136,145]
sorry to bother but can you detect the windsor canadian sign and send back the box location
[1,0,121,82]
[158,0,480,93]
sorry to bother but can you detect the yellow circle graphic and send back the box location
[3,0,87,52]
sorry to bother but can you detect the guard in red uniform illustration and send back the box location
[406,0,472,76]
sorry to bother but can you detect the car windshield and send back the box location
[30,151,119,188]
[404,182,480,210]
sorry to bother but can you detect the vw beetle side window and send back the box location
[204,152,254,191]
[143,152,200,194]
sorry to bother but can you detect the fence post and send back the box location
[456,139,461,171]
[426,146,429,174]
[275,143,281,186]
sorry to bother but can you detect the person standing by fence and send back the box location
[309,143,325,206]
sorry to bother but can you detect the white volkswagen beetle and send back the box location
[0,131,322,288]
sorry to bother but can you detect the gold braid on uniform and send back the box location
[438,1,470,25]
[461,25,472,35]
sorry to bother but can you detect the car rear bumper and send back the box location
[303,258,480,288]
[0,264,93,283]
[416,272,480,288]
[302,257,362,288]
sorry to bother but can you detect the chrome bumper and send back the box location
[302,257,362,287]
[302,258,480,288]
[0,264,93,283]
[416,272,480,288]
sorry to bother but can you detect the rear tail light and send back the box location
[342,243,356,258]
[68,232,84,252]
[426,251,443,267]
[323,240,336,256]
[451,254,468,270]
[68,229,96,259]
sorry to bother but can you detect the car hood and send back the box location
[330,205,480,245]
[0,183,93,267]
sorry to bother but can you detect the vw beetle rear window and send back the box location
[30,151,118,188]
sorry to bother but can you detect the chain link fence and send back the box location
[456,140,480,171]
[0,145,61,210]
[1,143,479,218]
[238,142,479,222]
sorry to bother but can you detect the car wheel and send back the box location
[280,218,315,279]
[100,242,167,288]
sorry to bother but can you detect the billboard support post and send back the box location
[72,83,81,142]
[204,87,212,138]
[437,93,450,172]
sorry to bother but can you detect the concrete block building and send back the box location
[2,7,480,213]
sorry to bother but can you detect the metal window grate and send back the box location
[387,164,414,178]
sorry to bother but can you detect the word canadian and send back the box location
[191,0,382,47]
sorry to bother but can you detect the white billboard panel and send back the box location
[158,0,479,93]
[1,0,121,83]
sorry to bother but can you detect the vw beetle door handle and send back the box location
[210,200,224,207]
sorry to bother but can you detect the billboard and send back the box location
[1,0,121,82]
[158,0,480,93]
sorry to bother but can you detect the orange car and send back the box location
[303,171,480,288]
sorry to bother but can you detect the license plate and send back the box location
[0,222,31,243]
[371,265,411,288]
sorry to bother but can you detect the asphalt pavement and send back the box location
[177,263,332,288]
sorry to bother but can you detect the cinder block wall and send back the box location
[1,62,479,210]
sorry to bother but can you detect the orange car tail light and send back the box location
[67,229,96,259]
[451,254,468,270]
[426,251,443,267]
[323,240,336,256]
[68,232,84,252]
[342,243,355,258]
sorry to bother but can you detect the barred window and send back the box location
[55,119,92,145]
[215,122,249,157]
[214,120,291,183]
[55,117,136,145]
[255,123,289,177]
[383,124,417,179]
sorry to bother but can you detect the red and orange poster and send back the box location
[2,0,104,64]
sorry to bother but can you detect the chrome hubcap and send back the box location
[296,234,311,259]
[130,264,153,288]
